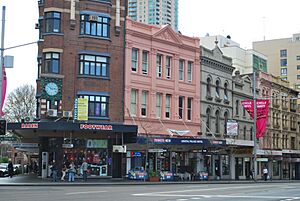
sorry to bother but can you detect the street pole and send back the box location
[253,70,257,181]
[0,6,5,118]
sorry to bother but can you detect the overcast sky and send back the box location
[0,0,299,98]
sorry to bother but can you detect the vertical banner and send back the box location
[77,98,88,121]
[241,100,269,139]
[226,120,238,136]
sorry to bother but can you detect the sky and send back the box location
[0,0,299,98]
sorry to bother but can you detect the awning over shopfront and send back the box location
[7,121,138,144]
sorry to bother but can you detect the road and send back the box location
[0,183,300,201]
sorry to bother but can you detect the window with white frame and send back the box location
[141,91,148,116]
[165,94,171,119]
[187,61,192,82]
[156,54,162,77]
[131,48,138,72]
[156,93,162,118]
[78,95,109,118]
[142,51,148,75]
[179,59,184,81]
[178,96,184,119]
[79,54,109,77]
[187,97,192,120]
[166,56,171,79]
[130,89,137,116]
[44,52,60,74]
[80,14,110,38]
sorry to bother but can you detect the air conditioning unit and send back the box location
[113,145,127,153]
[63,111,73,118]
[89,15,98,21]
[47,109,58,117]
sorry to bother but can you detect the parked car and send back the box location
[0,165,8,177]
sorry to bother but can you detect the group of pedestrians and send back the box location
[51,159,89,182]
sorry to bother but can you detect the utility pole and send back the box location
[0,6,5,117]
[253,70,258,181]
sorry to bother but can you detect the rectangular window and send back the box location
[45,12,61,33]
[79,54,109,77]
[187,97,192,121]
[131,48,138,72]
[80,14,110,38]
[142,51,148,75]
[297,75,300,80]
[44,52,60,74]
[130,89,137,116]
[141,91,148,116]
[165,94,171,119]
[156,54,162,77]
[78,95,109,118]
[156,93,162,118]
[187,61,192,82]
[280,68,287,76]
[280,59,287,67]
[178,96,184,119]
[280,49,287,57]
[166,56,171,79]
[297,56,300,60]
[179,60,184,81]
[38,18,44,39]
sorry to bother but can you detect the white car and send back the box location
[0,165,8,177]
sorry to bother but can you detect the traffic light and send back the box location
[0,119,7,135]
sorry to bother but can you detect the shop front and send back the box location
[126,137,226,181]
[8,121,137,179]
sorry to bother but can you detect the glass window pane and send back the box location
[90,96,95,101]
[102,64,107,76]
[52,53,59,59]
[84,63,89,74]
[96,64,101,76]
[95,103,101,116]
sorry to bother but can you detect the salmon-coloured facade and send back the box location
[124,18,201,138]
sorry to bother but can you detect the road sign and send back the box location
[0,136,16,141]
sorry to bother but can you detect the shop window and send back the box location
[78,94,109,118]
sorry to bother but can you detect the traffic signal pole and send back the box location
[0,6,5,118]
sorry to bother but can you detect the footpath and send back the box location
[0,174,298,186]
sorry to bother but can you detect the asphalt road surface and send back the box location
[0,183,300,201]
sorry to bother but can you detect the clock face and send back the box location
[45,82,59,96]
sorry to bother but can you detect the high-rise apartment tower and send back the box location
[128,0,179,31]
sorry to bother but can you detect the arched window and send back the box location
[250,127,253,140]
[224,82,228,100]
[215,110,220,133]
[243,126,247,140]
[207,77,211,97]
[216,80,220,98]
[206,108,211,132]
[224,111,228,135]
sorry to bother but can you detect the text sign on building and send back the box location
[77,98,88,121]
[80,124,113,130]
[226,120,238,136]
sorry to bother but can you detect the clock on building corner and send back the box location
[41,78,62,100]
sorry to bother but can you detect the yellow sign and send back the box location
[77,98,88,121]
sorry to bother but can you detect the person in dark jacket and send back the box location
[51,161,58,182]
[8,160,14,178]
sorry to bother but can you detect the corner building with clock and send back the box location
[10,0,137,178]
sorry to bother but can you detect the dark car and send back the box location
[0,165,8,177]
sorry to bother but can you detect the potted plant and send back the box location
[148,170,160,182]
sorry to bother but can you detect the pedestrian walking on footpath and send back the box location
[81,159,88,182]
[51,161,58,182]
[68,162,76,182]
[263,166,268,181]
[8,160,14,178]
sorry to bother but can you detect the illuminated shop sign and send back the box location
[139,137,226,146]
[21,123,39,129]
[80,124,113,130]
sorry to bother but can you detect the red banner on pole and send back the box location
[241,100,269,139]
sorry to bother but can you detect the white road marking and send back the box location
[190,198,202,200]
[134,193,300,200]
[133,184,279,196]
[66,190,107,195]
